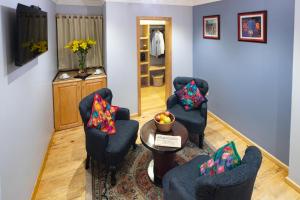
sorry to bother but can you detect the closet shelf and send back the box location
[140,49,149,52]
[149,66,166,71]
[140,37,149,40]
[140,62,149,65]
[141,74,149,78]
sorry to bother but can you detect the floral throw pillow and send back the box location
[175,80,206,111]
[199,141,241,176]
[87,94,119,135]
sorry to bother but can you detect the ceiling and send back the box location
[52,0,221,6]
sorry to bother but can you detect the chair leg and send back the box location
[199,134,204,149]
[110,166,117,186]
[132,143,137,150]
[85,154,90,170]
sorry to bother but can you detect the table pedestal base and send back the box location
[147,152,177,187]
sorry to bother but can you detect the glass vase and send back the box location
[78,52,87,75]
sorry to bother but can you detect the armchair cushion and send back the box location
[87,94,119,135]
[175,80,206,111]
[105,120,139,166]
[168,104,206,134]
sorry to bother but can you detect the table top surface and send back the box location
[140,120,188,153]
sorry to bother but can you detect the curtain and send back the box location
[56,15,103,70]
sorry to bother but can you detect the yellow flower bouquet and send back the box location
[65,39,96,73]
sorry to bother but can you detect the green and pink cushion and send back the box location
[87,94,119,135]
[175,80,206,111]
[199,141,241,176]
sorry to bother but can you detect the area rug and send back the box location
[86,141,214,200]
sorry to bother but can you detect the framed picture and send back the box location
[203,15,220,40]
[238,10,267,43]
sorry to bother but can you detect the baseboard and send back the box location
[208,111,289,172]
[285,177,300,193]
[130,113,139,118]
[31,130,55,200]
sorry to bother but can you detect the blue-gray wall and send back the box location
[56,4,103,15]
[0,0,57,199]
[105,2,193,113]
[289,0,300,185]
[193,0,295,164]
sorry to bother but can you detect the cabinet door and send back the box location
[82,78,107,98]
[53,81,82,131]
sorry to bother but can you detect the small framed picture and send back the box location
[238,10,267,43]
[203,15,220,40]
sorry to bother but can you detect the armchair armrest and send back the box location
[168,177,195,200]
[116,107,130,120]
[167,94,178,109]
[85,128,109,159]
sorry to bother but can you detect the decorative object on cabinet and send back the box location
[203,15,220,40]
[94,68,103,75]
[238,11,267,43]
[59,73,70,80]
[65,39,97,77]
[53,68,107,131]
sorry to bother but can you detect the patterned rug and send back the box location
[86,141,214,200]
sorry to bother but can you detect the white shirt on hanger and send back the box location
[151,30,165,57]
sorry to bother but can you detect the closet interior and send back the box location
[139,21,166,87]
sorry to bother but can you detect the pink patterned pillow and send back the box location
[175,80,206,111]
[199,141,241,176]
[87,94,119,135]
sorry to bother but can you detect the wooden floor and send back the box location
[34,87,300,200]
[141,85,166,114]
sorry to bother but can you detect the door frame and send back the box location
[136,16,173,116]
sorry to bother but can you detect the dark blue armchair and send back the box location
[167,77,209,148]
[79,88,139,186]
[163,146,262,200]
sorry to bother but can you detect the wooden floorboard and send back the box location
[34,86,300,200]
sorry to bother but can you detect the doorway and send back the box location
[136,17,172,116]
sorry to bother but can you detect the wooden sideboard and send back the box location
[53,69,107,131]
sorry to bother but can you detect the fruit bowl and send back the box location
[154,111,175,132]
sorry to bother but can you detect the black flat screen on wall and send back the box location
[15,4,48,66]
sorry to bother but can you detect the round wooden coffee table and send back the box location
[140,120,188,186]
